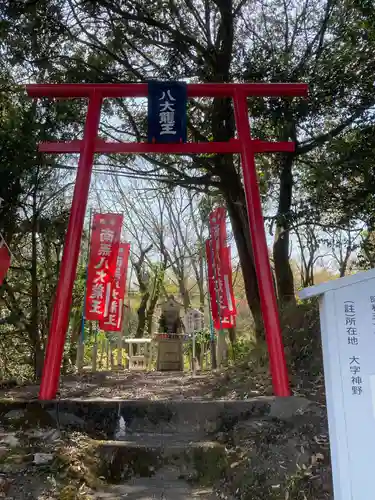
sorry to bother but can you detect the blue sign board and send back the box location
[148,81,187,144]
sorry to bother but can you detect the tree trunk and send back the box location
[117,332,122,367]
[228,327,236,347]
[69,309,81,367]
[201,1,265,337]
[146,296,158,336]
[224,184,263,335]
[146,262,166,335]
[69,333,79,369]
[273,154,296,304]
[136,291,150,338]
[106,340,110,370]
[178,279,191,311]
[133,244,153,338]
[92,343,98,372]
[217,332,228,366]
[30,178,44,380]
[99,338,105,368]
[210,333,217,369]
[196,241,205,312]
[76,341,84,373]
[195,342,202,370]
[210,92,263,336]
[33,347,45,380]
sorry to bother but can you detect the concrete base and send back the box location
[156,337,184,371]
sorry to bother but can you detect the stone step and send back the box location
[94,434,228,485]
[93,469,218,499]
[0,396,310,438]
[112,431,202,446]
[0,397,322,499]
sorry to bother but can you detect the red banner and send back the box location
[209,207,226,255]
[221,246,236,315]
[208,208,233,318]
[214,315,236,330]
[206,207,237,330]
[206,239,236,330]
[99,242,130,331]
[85,213,123,320]
[216,245,236,329]
[206,238,218,320]
[0,239,11,286]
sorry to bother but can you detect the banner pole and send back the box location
[208,237,225,366]
[76,208,94,373]
[80,208,94,344]
[204,242,217,370]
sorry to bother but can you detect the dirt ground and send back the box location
[0,368,271,401]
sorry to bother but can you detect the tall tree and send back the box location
[3,0,375,334]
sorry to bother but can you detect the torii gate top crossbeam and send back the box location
[27,82,308,99]
[27,82,308,155]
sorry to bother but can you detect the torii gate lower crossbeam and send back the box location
[27,82,308,400]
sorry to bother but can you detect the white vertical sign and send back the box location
[299,268,375,500]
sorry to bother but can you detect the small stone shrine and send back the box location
[155,295,184,371]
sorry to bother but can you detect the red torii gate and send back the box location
[27,82,308,400]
